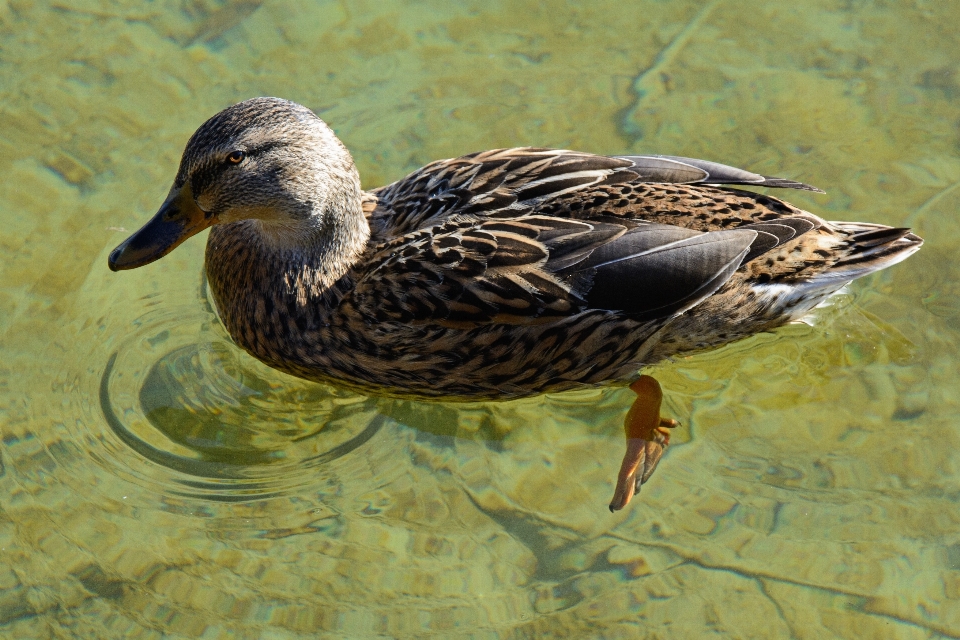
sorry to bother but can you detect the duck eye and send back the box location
[226,150,246,164]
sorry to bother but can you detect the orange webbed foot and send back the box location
[609,375,677,512]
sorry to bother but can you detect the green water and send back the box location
[2,0,959,637]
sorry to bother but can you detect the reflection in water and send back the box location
[95,280,387,501]
[101,345,385,484]
[137,345,289,468]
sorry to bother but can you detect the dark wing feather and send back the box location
[576,227,757,319]
[352,214,758,328]
[617,155,825,193]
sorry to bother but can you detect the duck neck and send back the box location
[254,186,370,307]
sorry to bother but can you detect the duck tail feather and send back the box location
[828,222,923,277]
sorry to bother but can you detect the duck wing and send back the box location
[355,148,829,327]
[367,148,823,242]
[616,155,824,193]
[367,149,637,240]
[351,214,758,327]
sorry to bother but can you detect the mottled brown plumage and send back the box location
[109,98,922,510]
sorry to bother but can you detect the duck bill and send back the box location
[108,184,213,271]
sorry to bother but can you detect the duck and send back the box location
[109,97,922,511]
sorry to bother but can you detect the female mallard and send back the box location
[109,98,922,511]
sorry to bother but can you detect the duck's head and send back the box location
[109,97,362,271]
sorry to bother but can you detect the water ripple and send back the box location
[42,276,396,517]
